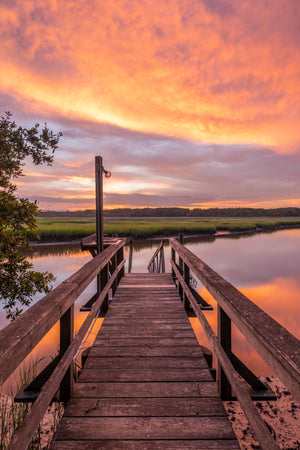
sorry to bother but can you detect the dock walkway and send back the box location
[52,273,238,449]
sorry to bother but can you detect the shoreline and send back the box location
[31,223,300,247]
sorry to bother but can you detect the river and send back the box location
[1,228,300,391]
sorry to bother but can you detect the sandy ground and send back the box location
[224,376,300,449]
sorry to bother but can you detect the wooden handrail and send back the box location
[0,238,126,387]
[169,237,300,404]
[147,240,165,273]
[171,260,279,450]
[8,258,125,450]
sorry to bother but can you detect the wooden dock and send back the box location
[52,273,238,449]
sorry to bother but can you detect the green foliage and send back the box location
[39,206,300,219]
[0,112,62,320]
[37,219,96,242]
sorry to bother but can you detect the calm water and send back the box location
[1,229,300,390]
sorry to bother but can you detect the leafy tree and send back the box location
[0,112,62,320]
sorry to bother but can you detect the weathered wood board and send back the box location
[52,273,238,449]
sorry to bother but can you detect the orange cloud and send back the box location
[0,0,299,151]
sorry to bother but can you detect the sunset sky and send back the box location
[1,0,299,210]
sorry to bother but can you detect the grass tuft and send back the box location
[35,217,300,242]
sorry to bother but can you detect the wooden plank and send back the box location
[83,357,207,369]
[113,290,177,294]
[103,310,187,317]
[54,416,236,440]
[121,281,173,284]
[78,368,213,382]
[73,382,219,397]
[100,323,192,329]
[63,397,226,417]
[102,318,190,324]
[121,274,170,277]
[100,324,193,331]
[51,440,240,449]
[98,331,196,338]
[87,346,205,357]
[109,302,181,307]
[119,284,174,288]
[112,296,178,298]
[107,307,182,311]
[103,315,189,320]
[93,337,198,347]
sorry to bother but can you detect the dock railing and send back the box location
[169,236,300,450]
[147,239,165,273]
[0,238,126,450]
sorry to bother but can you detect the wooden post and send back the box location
[218,305,232,400]
[117,247,125,284]
[183,262,190,311]
[158,252,162,272]
[128,240,133,273]
[161,246,165,273]
[59,305,74,402]
[178,233,184,300]
[111,254,117,296]
[100,264,109,316]
[171,247,176,281]
[120,246,125,277]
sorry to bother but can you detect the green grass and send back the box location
[35,217,300,242]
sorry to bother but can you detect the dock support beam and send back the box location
[60,305,74,402]
[218,306,232,400]
[178,233,184,300]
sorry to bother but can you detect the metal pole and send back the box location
[95,156,103,254]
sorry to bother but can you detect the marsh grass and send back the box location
[36,217,300,241]
[0,359,64,449]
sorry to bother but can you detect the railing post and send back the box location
[111,254,117,296]
[128,240,133,273]
[183,262,190,311]
[117,247,125,284]
[171,247,176,281]
[100,263,109,316]
[59,305,74,402]
[158,252,162,272]
[178,233,184,300]
[218,305,232,400]
[161,246,165,273]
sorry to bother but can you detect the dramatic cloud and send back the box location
[1,1,300,209]
[19,124,300,210]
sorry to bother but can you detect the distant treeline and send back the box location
[39,207,300,218]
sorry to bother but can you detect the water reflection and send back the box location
[186,229,300,375]
[1,229,299,392]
